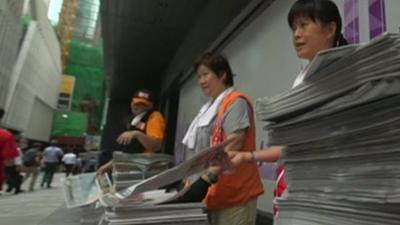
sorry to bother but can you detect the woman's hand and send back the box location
[96,161,113,176]
[117,131,140,145]
[228,151,253,168]
[183,179,192,189]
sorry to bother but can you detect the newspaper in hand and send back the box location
[99,139,233,207]
[61,172,113,208]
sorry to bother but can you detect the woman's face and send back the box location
[197,64,227,98]
[291,16,336,61]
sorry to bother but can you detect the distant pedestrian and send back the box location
[41,140,63,188]
[84,156,97,173]
[74,156,82,174]
[62,150,76,177]
[23,142,42,191]
[6,137,27,194]
[0,108,19,194]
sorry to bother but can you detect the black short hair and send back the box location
[0,108,4,120]
[288,0,348,46]
[193,52,234,86]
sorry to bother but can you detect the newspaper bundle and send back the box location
[256,33,400,225]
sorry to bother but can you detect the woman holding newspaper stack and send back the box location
[226,0,349,216]
[180,52,264,225]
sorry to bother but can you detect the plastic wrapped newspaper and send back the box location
[61,172,113,208]
[112,153,174,191]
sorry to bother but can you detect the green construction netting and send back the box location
[51,111,88,136]
[21,15,32,28]
[62,39,106,132]
[67,39,104,66]
[64,64,105,108]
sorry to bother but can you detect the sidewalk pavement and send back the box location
[0,173,101,225]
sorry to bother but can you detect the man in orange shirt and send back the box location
[97,89,166,174]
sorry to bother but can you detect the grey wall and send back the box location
[4,21,61,141]
[161,0,268,91]
[0,1,23,110]
[386,0,400,33]
[25,98,54,141]
[2,0,61,141]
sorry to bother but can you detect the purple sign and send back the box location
[258,163,277,181]
[369,0,387,39]
[344,0,360,44]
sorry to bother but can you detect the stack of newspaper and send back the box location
[255,33,400,225]
[99,201,208,225]
[60,138,231,225]
[112,152,174,191]
[97,141,231,225]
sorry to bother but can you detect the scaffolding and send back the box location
[52,0,104,137]
[57,0,78,69]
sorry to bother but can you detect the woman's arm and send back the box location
[229,146,284,167]
[224,129,247,152]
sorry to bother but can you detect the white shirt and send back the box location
[62,153,77,165]
[14,148,23,166]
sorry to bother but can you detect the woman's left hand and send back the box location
[117,131,140,145]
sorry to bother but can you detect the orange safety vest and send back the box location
[204,91,264,209]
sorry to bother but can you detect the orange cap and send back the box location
[132,97,151,106]
[131,89,153,107]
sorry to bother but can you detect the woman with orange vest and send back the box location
[181,52,264,225]
[226,0,348,217]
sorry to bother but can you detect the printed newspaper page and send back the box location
[61,172,113,208]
